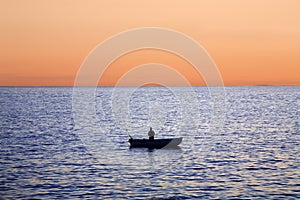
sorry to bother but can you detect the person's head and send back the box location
[150,127,152,130]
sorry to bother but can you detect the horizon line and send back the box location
[0,84,299,87]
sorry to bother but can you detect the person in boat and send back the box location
[148,127,155,140]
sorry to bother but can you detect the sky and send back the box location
[0,0,300,86]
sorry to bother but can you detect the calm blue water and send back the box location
[0,86,299,199]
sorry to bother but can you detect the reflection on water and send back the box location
[0,86,299,199]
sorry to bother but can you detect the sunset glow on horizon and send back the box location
[1,0,300,86]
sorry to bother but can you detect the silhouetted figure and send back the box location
[148,127,155,140]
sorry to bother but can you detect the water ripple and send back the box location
[0,86,299,199]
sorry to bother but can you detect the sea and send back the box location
[0,86,299,199]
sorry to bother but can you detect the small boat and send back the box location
[129,137,182,148]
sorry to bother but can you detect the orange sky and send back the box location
[0,0,300,86]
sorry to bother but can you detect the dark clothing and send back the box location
[149,136,154,140]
